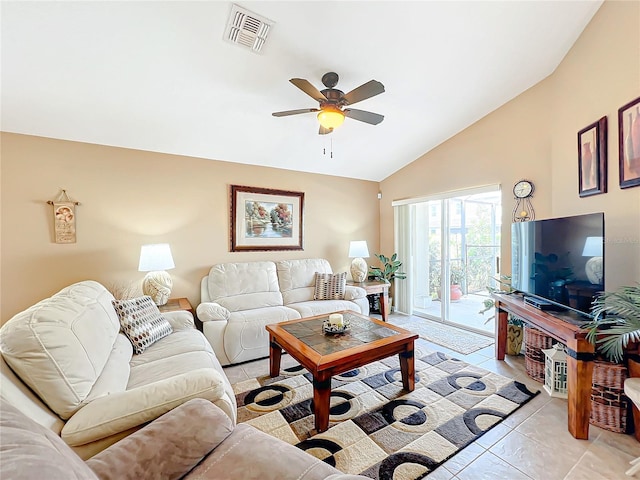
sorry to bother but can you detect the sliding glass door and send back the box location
[410,188,501,335]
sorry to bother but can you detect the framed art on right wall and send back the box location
[618,96,640,189]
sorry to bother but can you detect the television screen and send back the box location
[511,212,604,316]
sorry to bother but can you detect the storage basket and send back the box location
[524,325,554,383]
[590,360,633,433]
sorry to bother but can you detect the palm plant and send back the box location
[584,284,640,363]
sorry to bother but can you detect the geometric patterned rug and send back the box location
[234,339,538,479]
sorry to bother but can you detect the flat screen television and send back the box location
[511,212,604,317]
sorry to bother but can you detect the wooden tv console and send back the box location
[492,293,595,440]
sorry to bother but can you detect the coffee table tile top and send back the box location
[280,312,400,355]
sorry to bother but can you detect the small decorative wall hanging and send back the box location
[618,96,640,189]
[578,116,607,197]
[47,189,80,244]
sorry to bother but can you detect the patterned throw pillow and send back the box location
[112,296,173,354]
[313,272,347,300]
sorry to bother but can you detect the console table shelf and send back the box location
[492,293,595,440]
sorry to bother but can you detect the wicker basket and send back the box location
[590,361,633,433]
[524,325,554,383]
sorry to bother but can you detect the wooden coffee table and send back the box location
[266,311,418,433]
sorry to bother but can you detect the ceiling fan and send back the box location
[272,72,385,135]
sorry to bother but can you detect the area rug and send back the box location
[234,340,538,479]
[389,317,494,355]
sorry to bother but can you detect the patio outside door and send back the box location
[410,189,501,335]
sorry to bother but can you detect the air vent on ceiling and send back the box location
[224,4,273,54]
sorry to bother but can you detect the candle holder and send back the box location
[323,315,350,335]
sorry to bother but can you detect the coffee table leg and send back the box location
[399,344,415,391]
[313,374,332,433]
[269,336,282,377]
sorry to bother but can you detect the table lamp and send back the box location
[582,236,603,285]
[138,243,175,306]
[348,240,370,283]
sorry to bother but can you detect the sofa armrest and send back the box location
[61,368,227,446]
[197,302,231,322]
[162,310,195,331]
[344,286,366,301]
[87,398,233,480]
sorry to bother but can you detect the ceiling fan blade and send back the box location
[344,108,384,125]
[272,108,319,117]
[319,125,333,135]
[342,80,385,105]
[290,78,327,102]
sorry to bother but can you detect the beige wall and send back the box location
[380,0,640,289]
[0,134,380,321]
[2,1,638,321]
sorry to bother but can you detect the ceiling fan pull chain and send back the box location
[331,138,333,158]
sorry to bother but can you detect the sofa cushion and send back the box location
[223,306,300,365]
[206,262,283,312]
[286,300,363,318]
[86,399,234,480]
[277,259,334,305]
[187,423,341,480]
[84,334,132,404]
[0,399,99,480]
[313,272,347,300]
[61,367,227,446]
[0,281,121,419]
[112,296,173,354]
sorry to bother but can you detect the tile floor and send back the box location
[223,314,640,479]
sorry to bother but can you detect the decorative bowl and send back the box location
[323,318,350,335]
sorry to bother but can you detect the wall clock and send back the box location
[512,179,535,222]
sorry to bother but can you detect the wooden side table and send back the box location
[158,297,200,330]
[347,280,390,321]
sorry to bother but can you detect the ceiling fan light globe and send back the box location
[317,109,345,129]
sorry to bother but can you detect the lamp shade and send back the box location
[582,236,603,257]
[317,107,345,129]
[138,244,175,272]
[348,241,370,258]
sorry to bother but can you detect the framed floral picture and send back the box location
[618,96,640,189]
[578,116,607,197]
[230,185,304,252]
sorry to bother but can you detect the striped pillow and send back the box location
[313,272,347,300]
[112,296,173,354]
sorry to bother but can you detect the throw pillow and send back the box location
[112,296,173,354]
[313,272,347,300]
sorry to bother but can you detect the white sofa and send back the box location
[0,280,236,459]
[197,258,370,365]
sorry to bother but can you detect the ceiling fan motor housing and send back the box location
[320,88,345,107]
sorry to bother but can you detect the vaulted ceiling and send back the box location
[1,1,603,181]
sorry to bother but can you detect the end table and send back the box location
[158,297,200,330]
[347,280,390,321]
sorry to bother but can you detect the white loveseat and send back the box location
[0,280,236,459]
[197,258,370,365]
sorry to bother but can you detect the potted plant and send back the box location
[479,275,525,355]
[585,284,640,363]
[368,253,406,314]
[450,263,465,301]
